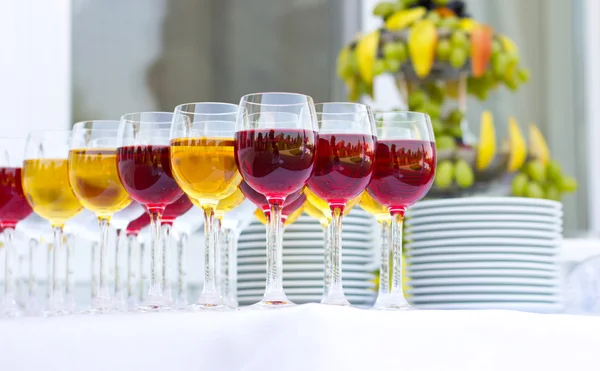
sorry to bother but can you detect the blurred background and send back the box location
[0,0,596,235]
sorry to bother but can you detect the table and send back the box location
[1,304,599,371]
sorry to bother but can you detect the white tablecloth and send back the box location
[1,304,599,371]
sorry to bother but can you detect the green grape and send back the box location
[439,17,459,30]
[436,135,456,150]
[545,185,561,201]
[526,160,547,183]
[450,48,468,69]
[383,42,408,62]
[373,59,387,76]
[455,159,475,189]
[436,39,452,62]
[511,173,529,197]
[446,109,463,126]
[386,59,401,73]
[434,0,449,5]
[448,126,463,138]
[492,54,509,78]
[547,160,563,183]
[525,181,545,199]
[426,12,442,25]
[450,30,469,49]
[517,68,530,83]
[373,2,396,18]
[423,101,441,119]
[425,82,445,104]
[492,40,502,54]
[431,118,444,135]
[408,90,427,109]
[435,161,454,189]
[560,176,578,193]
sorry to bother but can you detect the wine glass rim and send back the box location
[374,110,430,118]
[174,102,238,115]
[120,111,174,124]
[314,102,373,114]
[73,120,120,130]
[239,92,314,107]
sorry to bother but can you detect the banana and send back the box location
[355,30,381,84]
[507,117,527,172]
[408,20,438,78]
[385,7,427,30]
[476,110,496,170]
[529,123,550,164]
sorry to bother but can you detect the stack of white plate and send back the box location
[404,197,563,313]
[237,208,378,305]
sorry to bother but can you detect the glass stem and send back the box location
[378,219,391,297]
[262,201,288,304]
[46,242,53,308]
[138,242,145,304]
[322,222,331,296]
[214,218,222,297]
[145,210,163,306]
[2,227,19,314]
[223,227,238,307]
[161,223,173,304]
[27,238,38,304]
[90,242,98,302]
[127,234,138,307]
[96,217,112,310]
[65,233,75,312]
[113,229,125,310]
[322,207,349,306]
[196,206,222,306]
[51,225,66,312]
[176,232,188,308]
[389,212,411,309]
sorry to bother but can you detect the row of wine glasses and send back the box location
[0,91,436,315]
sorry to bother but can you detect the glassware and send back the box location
[69,121,132,313]
[170,102,241,310]
[235,92,318,308]
[0,137,33,317]
[117,112,183,311]
[306,102,376,306]
[125,213,150,309]
[366,111,436,310]
[23,130,84,315]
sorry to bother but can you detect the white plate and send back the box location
[410,293,561,303]
[237,280,376,289]
[405,237,560,249]
[410,197,562,210]
[407,269,560,279]
[238,263,372,273]
[406,205,563,218]
[406,229,562,241]
[407,253,557,265]
[238,294,375,305]
[240,232,372,242]
[408,261,558,271]
[238,255,372,265]
[408,276,561,287]
[405,246,559,257]
[242,224,373,234]
[238,240,373,250]
[238,271,375,281]
[237,288,372,296]
[405,221,562,233]
[237,248,374,258]
[413,302,563,313]
[405,214,562,226]
[408,285,560,295]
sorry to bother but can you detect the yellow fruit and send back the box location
[529,123,550,165]
[254,208,267,226]
[445,79,460,98]
[458,18,478,32]
[476,110,496,170]
[499,35,518,55]
[385,7,427,30]
[408,20,438,78]
[355,30,381,84]
[336,46,353,79]
[506,117,527,172]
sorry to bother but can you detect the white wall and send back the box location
[0,0,72,134]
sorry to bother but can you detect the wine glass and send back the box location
[235,92,318,308]
[117,112,183,311]
[124,212,150,309]
[366,111,436,310]
[170,102,241,310]
[69,121,132,313]
[306,102,376,306]
[23,130,84,315]
[0,137,33,317]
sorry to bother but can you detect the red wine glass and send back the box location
[118,112,180,311]
[367,111,436,310]
[0,138,33,317]
[235,92,318,308]
[306,103,377,306]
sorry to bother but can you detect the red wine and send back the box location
[239,181,303,212]
[235,129,317,203]
[162,194,193,225]
[0,167,33,228]
[307,133,376,209]
[126,213,150,236]
[367,140,436,215]
[116,145,183,212]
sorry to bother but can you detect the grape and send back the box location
[517,68,530,83]
[492,54,509,78]
[383,42,408,62]
[373,2,396,17]
[450,30,469,49]
[547,160,563,183]
[426,12,442,25]
[450,48,468,69]
[431,118,444,135]
[423,101,441,119]
[525,181,545,199]
[434,0,450,5]
[436,39,452,62]
[455,159,475,189]
[426,83,445,105]
[373,59,387,76]
[439,17,459,30]
[386,58,401,73]
[436,135,456,150]
[434,161,454,189]
[545,185,561,201]
[511,173,529,197]
[560,176,578,193]
[408,90,427,109]
[526,160,547,183]
[492,40,502,54]
[446,109,463,126]
[448,126,463,138]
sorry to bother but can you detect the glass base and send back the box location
[321,292,351,306]
[81,296,114,314]
[247,298,296,310]
[187,303,230,311]
[372,295,413,311]
[24,298,42,317]
[1,297,23,318]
